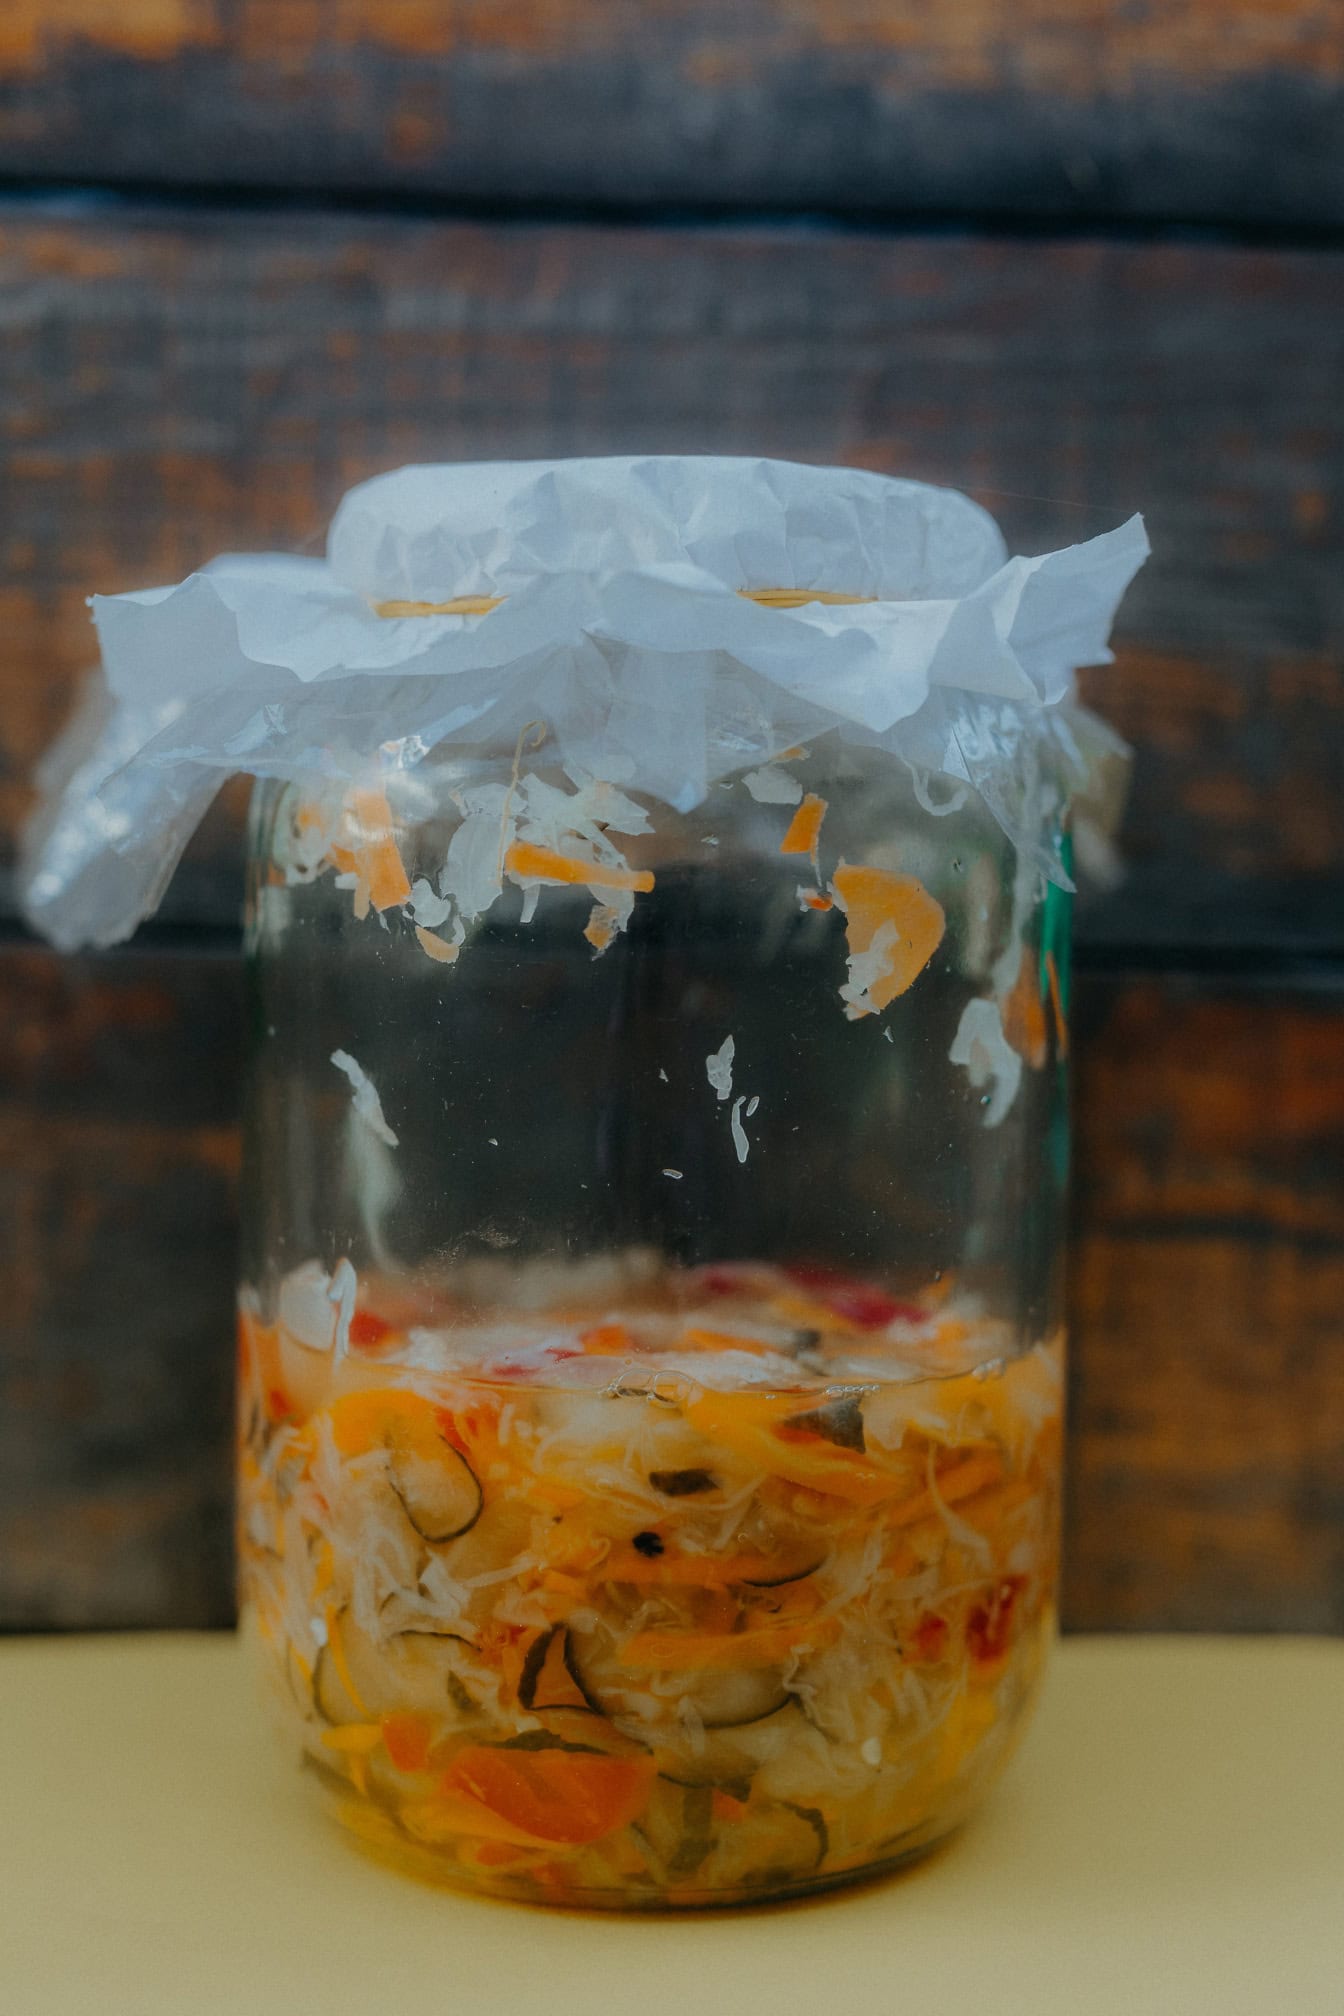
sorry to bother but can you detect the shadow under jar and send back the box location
[237,730,1070,1907]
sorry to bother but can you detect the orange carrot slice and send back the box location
[780,792,827,863]
[440,1746,655,1846]
[401,1789,554,1851]
[831,862,945,1013]
[618,1616,840,1671]
[583,904,623,953]
[578,1322,637,1355]
[504,840,654,894]
[682,1389,908,1506]
[885,1450,1004,1529]
[678,1325,777,1357]
[381,1710,434,1773]
[325,1387,441,1458]
[346,787,412,912]
[1002,955,1048,1069]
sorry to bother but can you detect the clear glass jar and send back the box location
[237,734,1068,1908]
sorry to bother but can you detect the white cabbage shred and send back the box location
[326,1256,357,1357]
[423,766,653,958]
[839,921,900,1021]
[276,1259,340,1353]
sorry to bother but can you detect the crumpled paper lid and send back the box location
[20,457,1147,949]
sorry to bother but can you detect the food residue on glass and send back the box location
[705,1036,735,1103]
[330,1050,400,1149]
[780,793,827,868]
[742,766,804,806]
[949,998,1023,1129]
[832,864,946,1020]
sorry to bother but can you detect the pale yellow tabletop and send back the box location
[2,1634,1340,2015]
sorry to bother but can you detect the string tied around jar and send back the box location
[372,589,880,617]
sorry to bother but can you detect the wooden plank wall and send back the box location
[2,2,1343,228]
[1,8,1342,1633]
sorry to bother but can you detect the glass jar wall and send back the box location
[237,738,1068,1907]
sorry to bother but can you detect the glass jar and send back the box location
[236,732,1069,1907]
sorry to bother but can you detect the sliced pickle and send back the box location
[782,1392,866,1452]
[648,1468,719,1497]
[740,1555,826,1589]
[518,1625,596,1714]
[567,1618,792,1732]
[388,1439,482,1542]
[314,1609,484,1723]
[653,1705,804,1793]
[727,1799,830,1889]
[637,1779,716,1879]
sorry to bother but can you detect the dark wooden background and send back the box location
[2,5,1341,1634]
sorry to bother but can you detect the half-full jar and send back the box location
[23,458,1146,1906]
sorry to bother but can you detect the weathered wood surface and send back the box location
[3,207,1341,950]
[1066,979,1344,1631]
[2,944,1340,1633]
[0,942,240,1629]
[1,2,1342,228]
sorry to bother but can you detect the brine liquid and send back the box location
[238,1260,1061,1906]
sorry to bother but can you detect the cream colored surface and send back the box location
[2,1634,1341,2015]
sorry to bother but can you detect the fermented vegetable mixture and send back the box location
[238,1256,1061,1905]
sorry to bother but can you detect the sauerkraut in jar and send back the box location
[22,459,1145,1906]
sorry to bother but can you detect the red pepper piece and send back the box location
[784,1265,922,1330]
[348,1308,394,1351]
[910,1614,950,1663]
[966,1576,1027,1665]
[264,1384,297,1424]
[699,1267,751,1297]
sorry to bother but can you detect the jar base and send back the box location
[323,1780,965,1912]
